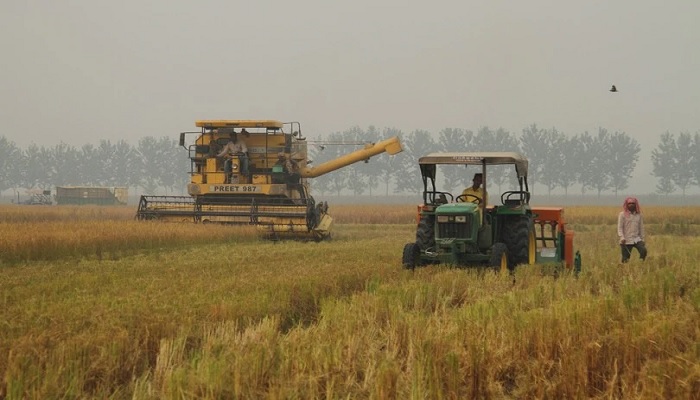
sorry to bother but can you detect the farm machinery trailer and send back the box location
[402,152,577,272]
[136,120,403,240]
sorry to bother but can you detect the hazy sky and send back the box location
[2,1,699,191]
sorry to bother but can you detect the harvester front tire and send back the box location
[416,216,435,252]
[402,243,420,270]
[503,215,535,269]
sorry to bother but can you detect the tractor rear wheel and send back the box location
[502,215,535,268]
[402,242,421,269]
[490,242,509,273]
[416,216,435,251]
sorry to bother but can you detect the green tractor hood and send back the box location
[436,203,479,214]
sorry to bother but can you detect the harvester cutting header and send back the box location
[136,120,403,240]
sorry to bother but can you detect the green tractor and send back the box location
[402,152,541,272]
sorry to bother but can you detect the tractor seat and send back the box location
[503,199,522,207]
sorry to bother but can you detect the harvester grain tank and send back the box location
[136,120,403,240]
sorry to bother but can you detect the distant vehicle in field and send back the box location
[136,119,403,240]
[402,152,576,272]
[55,186,128,206]
[18,190,53,205]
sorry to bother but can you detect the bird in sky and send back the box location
[610,85,618,92]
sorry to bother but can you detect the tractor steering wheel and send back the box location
[455,194,482,204]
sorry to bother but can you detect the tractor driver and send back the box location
[217,130,249,182]
[460,172,487,224]
[460,173,487,204]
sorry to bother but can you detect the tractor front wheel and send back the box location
[402,242,421,269]
[490,242,509,273]
[416,216,436,252]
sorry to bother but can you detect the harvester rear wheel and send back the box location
[416,216,435,252]
[402,242,420,269]
[502,215,535,269]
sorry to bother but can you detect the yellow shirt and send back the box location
[461,187,487,204]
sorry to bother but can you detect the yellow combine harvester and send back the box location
[136,120,403,240]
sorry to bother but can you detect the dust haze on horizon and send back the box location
[1,1,699,194]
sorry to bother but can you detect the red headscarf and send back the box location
[622,196,641,216]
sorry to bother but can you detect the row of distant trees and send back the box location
[311,125,699,197]
[651,132,700,195]
[0,136,189,196]
[1,125,698,197]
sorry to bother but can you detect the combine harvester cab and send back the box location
[136,120,403,240]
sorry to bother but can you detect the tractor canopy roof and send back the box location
[418,152,529,179]
[195,120,284,130]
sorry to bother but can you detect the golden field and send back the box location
[0,204,699,399]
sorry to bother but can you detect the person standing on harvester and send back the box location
[617,196,647,263]
[217,130,249,183]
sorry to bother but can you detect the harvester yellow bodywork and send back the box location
[136,120,403,240]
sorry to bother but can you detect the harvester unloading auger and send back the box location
[136,120,403,240]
